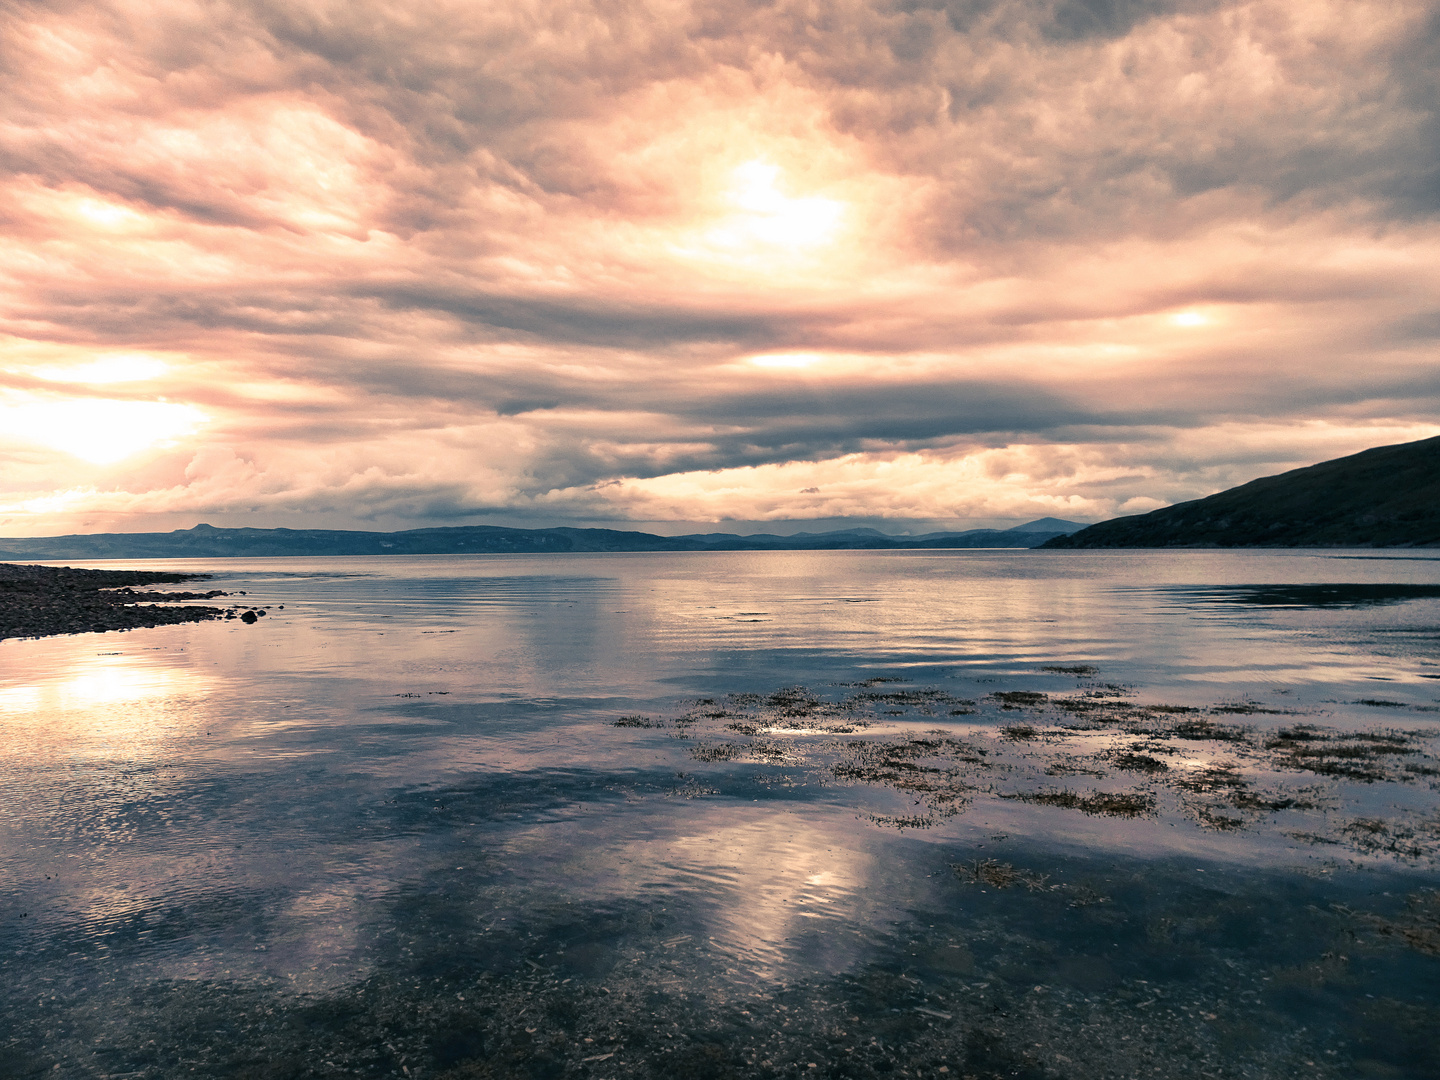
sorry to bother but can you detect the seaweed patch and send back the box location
[614,715,665,728]
[992,691,1047,708]
[1266,726,1420,782]
[1006,789,1155,817]
[953,858,1050,891]
[1106,751,1170,774]
[603,682,1440,862]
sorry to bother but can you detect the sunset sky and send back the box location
[2,0,1438,537]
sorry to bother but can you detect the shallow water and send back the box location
[2,549,1439,1079]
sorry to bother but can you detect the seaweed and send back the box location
[688,742,746,762]
[1339,816,1440,860]
[1230,790,1316,812]
[1106,751,1170,774]
[614,716,664,728]
[1006,789,1155,817]
[952,859,1050,891]
[867,813,938,829]
[1157,717,1251,742]
[604,682,1440,859]
[1044,756,1107,778]
[1175,765,1246,795]
[991,691,1047,708]
[766,686,822,715]
[1195,807,1248,830]
[1266,727,1421,782]
[851,687,965,712]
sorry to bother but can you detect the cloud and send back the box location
[1,0,1437,535]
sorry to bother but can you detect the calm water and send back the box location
[3,550,1439,1079]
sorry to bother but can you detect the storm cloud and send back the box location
[1,0,1437,533]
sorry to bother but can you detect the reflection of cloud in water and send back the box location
[585,811,882,981]
[249,886,374,992]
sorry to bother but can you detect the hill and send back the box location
[1044,436,1440,548]
[0,518,1086,561]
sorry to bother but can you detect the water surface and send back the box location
[3,550,1439,1079]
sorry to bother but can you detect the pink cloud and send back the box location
[1,0,1438,535]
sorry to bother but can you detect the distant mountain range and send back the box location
[1045,436,1440,548]
[0,518,1087,561]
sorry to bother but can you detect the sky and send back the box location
[2,0,1438,538]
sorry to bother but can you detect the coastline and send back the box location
[0,562,231,641]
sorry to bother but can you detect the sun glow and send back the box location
[1,397,208,463]
[706,161,845,252]
[748,352,825,369]
[1170,310,1210,327]
[74,197,147,229]
[36,353,169,384]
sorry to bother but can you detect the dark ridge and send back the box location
[0,518,1084,560]
[1044,436,1440,548]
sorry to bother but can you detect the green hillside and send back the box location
[1044,436,1440,548]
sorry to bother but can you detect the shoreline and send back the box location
[0,562,231,641]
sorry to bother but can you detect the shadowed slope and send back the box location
[1044,436,1440,548]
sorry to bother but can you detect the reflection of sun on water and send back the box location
[0,655,211,757]
[55,665,196,709]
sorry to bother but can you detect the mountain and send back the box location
[1006,518,1086,534]
[1044,436,1440,548]
[0,521,1077,561]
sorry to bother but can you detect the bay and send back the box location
[2,549,1439,1079]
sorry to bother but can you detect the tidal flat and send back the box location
[2,550,1439,1079]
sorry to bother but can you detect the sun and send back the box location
[704,160,846,254]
